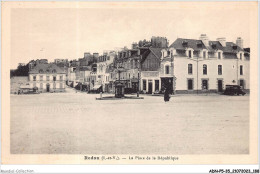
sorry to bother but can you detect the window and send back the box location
[218,52,221,59]
[202,80,208,90]
[60,75,63,81]
[60,83,63,89]
[53,76,56,81]
[188,50,192,58]
[240,53,243,60]
[165,65,170,74]
[40,75,43,81]
[240,65,243,75]
[53,83,56,89]
[188,64,193,74]
[203,64,207,75]
[52,69,57,73]
[218,65,222,75]
[167,51,170,56]
[188,79,193,90]
[33,76,36,81]
[143,80,147,90]
[203,51,206,58]
[40,83,43,89]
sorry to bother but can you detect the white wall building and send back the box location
[169,35,250,94]
[29,63,66,92]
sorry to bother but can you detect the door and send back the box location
[218,80,223,92]
[202,80,208,90]
[155,80,159,91]
[46,84,50,92]
[239,80,244,89]
[148,81,153,94]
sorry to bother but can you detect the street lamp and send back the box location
[170,52,174,94]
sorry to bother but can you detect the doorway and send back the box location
[148,81,153,94]
[46,83,50,92]
[239,80,244,89]
[218,80,223,92]
[202,80,208,90]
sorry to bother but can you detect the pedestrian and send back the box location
[164,88,170,102]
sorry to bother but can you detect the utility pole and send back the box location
[137,55,141,97]
[197,57,199,95]
[171,52,174,94]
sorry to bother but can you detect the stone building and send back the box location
[28,63,66,92]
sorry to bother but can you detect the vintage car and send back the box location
[223,85,246,96]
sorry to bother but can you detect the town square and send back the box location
[10,87,249,154]
[3,3,258,172]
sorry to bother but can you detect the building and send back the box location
[28,63,66,92]
[151,36,169,48]
[169,34,250,94]
[28,59,48,71]
[114,47,167,94]
[54,59,68,64]
[95,51,116,92]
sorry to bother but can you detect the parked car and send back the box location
[223,85,246,96]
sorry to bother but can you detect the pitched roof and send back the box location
[79,66,91,71]
[29,63,65,74]
[170,38,244,53]
[149,47,163,59]
[140,47,163,63]
[169,38,207,51]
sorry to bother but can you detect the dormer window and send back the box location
[186,49,193,58]
[203,51,206,58]
[189,50,192,58]
[167,51,170,56]
[218,52,221,59]
[197,42,202,48]
[212,44,217,49]
[39,69,43,73]
[182,41,188,47]
[240,53,242,60]
[52,69,57,73]
[232,45,238,50]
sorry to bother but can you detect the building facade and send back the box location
[29,63,66,92]
[169,34,250,94]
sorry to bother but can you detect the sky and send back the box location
[10,4,251,69]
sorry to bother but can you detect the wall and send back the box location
[10,76,29,94]
[29,73,66,92]
[174,56,250,93]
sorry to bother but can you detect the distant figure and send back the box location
[164,88,170,102]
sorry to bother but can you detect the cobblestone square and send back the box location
[10,88,249,154]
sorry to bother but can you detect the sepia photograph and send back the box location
[1,1,258,166]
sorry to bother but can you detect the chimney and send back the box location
[199,34,209,47]
[217,37,226,47]
[236,37,243,49]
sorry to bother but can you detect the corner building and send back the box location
[169,34,250,94]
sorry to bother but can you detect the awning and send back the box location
[93,85,101,90]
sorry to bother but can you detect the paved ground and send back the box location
[10,87,249,154]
